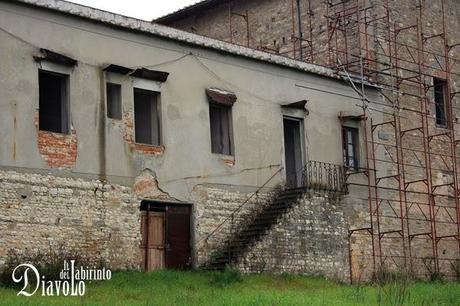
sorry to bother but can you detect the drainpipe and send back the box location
[296,0,303,61]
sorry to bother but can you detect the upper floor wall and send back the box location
[0,1,382,200]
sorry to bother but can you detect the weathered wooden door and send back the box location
[141,211,166,271]
[166,206,191,269]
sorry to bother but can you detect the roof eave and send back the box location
[10,0,341,81]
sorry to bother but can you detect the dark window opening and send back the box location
[434,78,449,128]
[283,118,303,188]
[39,70,69,134]
[343,126,359,171]
[134,88,161,146]
[106,83,122,120]
[209,103,233,155]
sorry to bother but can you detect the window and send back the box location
[343,126,359,170]
[210,103,233,155]
[106,83,122,119]
[39,70,69,134]
[134,88,161,146]
[434,78,448,128]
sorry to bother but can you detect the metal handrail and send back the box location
[198,167,283,249]
[199,161,346,256]
[302,160,347,192]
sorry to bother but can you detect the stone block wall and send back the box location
[0,169,141,269]
[191,184,279,266]
[237,192,349,282]
[0,167,456,281]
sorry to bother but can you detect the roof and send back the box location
[155,0,225,24]
[9,0,339,80]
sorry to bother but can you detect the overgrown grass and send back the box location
[0,270,459,305]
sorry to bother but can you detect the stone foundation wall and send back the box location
[1,167,457,281]
[191,184,279,266]
[0,169,141,269]
[237,192,349,281]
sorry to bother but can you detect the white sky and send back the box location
[68,0,201,21]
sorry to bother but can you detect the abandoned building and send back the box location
[0,0,459,283]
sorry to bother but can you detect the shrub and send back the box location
[422,257,444,282]
[372,266,413,306]
[209,266,243,287]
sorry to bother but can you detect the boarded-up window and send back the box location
[209,103,233,155]
[39,70,69,134]
[106,83,122,119]
[343,126,359,170]
[434,78,448,128]
[134,88,161,145]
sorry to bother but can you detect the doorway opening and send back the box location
[140,202,192,271]
[283,117,304,188]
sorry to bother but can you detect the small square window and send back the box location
[106,83,122,120]
[38,70,69,134]
[343,126,359,171]
[209,103,233,156]
[134,88,161,146]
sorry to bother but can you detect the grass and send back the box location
[0,270,459,305]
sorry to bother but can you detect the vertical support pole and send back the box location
[341,1,349,68]
[393,17,413,274]
[363,98,377,275]
[228,4,233,44]
[246,10,250,47]
[291,0,297,59]
[296,0,303,60]
[386,6,408,270]
[307,0,314,62]
[441,0,460,259]
[417,2,439,273]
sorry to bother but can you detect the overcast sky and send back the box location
[69,0,201,21]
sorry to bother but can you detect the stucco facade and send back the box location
[0,0,389,282]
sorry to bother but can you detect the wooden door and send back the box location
[141,211,166,271]
[166,206,191,270]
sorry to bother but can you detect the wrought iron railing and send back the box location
[302,160,347,193]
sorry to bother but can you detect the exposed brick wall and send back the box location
[36,130,78,169]
[35,111,78,169]
[119,111,165,155]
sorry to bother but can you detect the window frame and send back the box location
[433,77,450,129]
[133,87,162,146]
[106,82,122,120]
[209,102,234,156]
[342,126,359,171]
[38,69,70,134]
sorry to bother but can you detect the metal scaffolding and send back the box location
[326,0,460,282]
[221,0,459,282]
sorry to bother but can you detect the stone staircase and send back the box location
[206,187,307,270]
